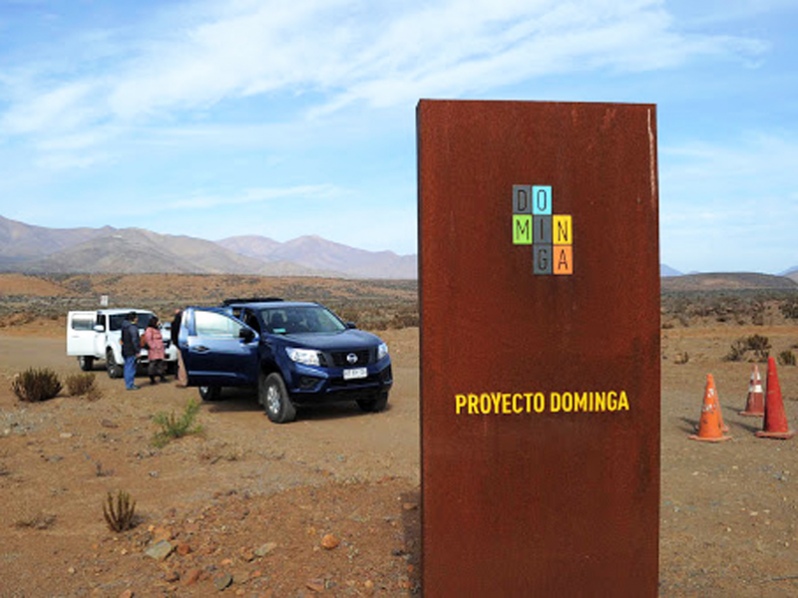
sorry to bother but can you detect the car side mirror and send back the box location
[94,325,105,332]
[239,328,256,342]
[346,322,358,329]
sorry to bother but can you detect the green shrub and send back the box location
[11,368,62,402]
[102,490,137,532]
[152,399,204,447]
[65,372,98,397]
[778,350,796,366]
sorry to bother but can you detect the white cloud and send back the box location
[167,184,344,210]
[1,0,768,143]
[0,79,101,135]
[659,132,798,272]
[661,133,798,199]
[671,0,797,27]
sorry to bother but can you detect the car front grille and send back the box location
[326,349,372,367]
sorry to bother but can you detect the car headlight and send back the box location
[286,347,321,366]
[377,342,389,361]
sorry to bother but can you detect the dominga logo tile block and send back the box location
[512,184,573,274]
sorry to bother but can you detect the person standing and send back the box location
[142,315,167,385]
[120,311,141,391]
[172,308,188,387]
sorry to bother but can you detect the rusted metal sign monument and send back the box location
[418,100,660,596]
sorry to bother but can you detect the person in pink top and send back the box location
[142,315,167,385]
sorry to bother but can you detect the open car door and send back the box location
[178,307,260,388]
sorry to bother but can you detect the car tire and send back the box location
[357,392,389,413]
[78,356,94,371]
[198,386,221,401]
[106,350,123,379]
[260,372,296,424]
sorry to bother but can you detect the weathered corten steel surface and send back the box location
[418,99,660,596]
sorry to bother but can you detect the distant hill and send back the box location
[660,264,682,277]
[0,215,112,263]
[16,229,327,276]
[661,272,798,292]
[0,215,414,279]
[217,234,417,279]
[780,266,798,284]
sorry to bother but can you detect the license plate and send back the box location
[343,367,367,380]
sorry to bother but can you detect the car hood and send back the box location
[271,329,383,351]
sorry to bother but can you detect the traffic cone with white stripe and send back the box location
[756,357,795,440]
[740,364,765,417]
[689,374,731,443]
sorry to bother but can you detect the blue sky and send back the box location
[0,0,796,273]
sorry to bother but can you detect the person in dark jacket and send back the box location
[120,311,141,390]
[172,308,188,387]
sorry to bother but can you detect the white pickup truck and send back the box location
[66,309,179,378]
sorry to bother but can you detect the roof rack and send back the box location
[221,297,284,306]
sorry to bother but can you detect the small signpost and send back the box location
[418,100,661,595]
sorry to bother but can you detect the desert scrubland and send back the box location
[1,273,797,596]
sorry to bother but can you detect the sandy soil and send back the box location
[1,318,797,596]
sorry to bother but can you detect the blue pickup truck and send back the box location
[177,298,393,423]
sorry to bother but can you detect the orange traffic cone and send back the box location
[689,374,731,442]
[740,364,765,417]
[756,357,795,440]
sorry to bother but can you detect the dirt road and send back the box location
[0,329,421,596]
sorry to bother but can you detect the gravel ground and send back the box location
[1,321,798,596]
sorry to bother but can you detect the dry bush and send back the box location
[778,350,796,366]
[102,490,137,532]
[14,512,57,530]
[725,335,771,362]
[11,368,62,402]
[673,351,690,365]
[660,289,798,327]
[725,339,747,362]
[779,299,798,320]
[65,372,99,397]
[199,440,246,464]
[85,386,103,401]
[95,461,114,477]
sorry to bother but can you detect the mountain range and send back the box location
[660,264,798,286]
[0,215,417,279]
[1,215,796,284]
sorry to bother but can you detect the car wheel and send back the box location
[78,356,94,371]
[106,350,123,379]
[357,392,389,413]
[260,372,296,424]
[198,386,221,401]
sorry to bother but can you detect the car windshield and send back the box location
[260,305,346,334]
[108,312,154,331]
